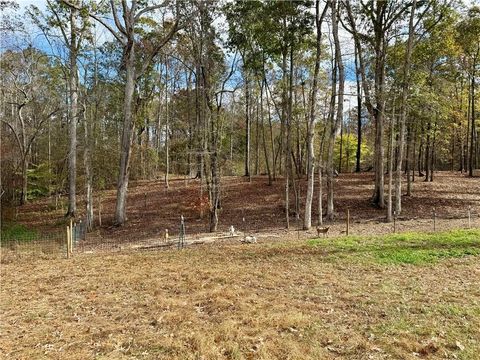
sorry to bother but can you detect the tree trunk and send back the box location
[387,107,395,222]
[355,45,362,173]
[406,123,413,196]
[255,94,260,176]
[338,118,343,173]
[285,45,294,229]
[318,162,323,226]
[469,71,475,176]
[84,102,93,231]
[372,97,385,206]
[165,58,170,189]
[326,0,344,220]
[260,79,272,185]
[21,156,28,205]
[424,120,431,182]
[326,66,337,220]
[394,0,416,214]
[304,0,325,230]
[245,71,251,179]
[265,81,277,182]
[114,43,136,225]
[66,8,79,217]
[156,64,163,174]
[431,121,436,182]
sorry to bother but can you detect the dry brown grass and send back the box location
[1,238,479,359]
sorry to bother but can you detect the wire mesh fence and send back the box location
[1,229,67,262]
[2,208,480,263]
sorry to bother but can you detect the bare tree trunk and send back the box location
[255,94,260,176]
[424,120,431,182]
[165,58,170,189]
[264,76,276,181]
[114,45,136,225]
[317,124,327,227]
[395,0,416,214]
[326,0,344,220]
[469,71,476,176]
[406,123,413,196]
[355,46,362,173]
[66,7,79,217]
[372,92,386,207]
[279,42,288,176]
[318,162,323,226]
[244,71,251,179]
[84,102,93,231]
[285,45,294,229]
[338,118,343,173]
[430,121,436,182]
[260,79,272,185]
[326,63,337,221]
[387,107,395,222]
[21,156,28,205]
[304,0,326,230]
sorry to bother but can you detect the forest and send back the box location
[1,0,479,233]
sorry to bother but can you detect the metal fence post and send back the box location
[178,215,185,249]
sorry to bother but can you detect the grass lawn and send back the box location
[1,229,479,359]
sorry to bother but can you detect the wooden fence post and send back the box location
[66,226,70,259]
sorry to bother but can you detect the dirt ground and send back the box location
[12,171,480,245]
[1,237,479,359]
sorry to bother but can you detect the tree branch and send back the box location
[1,119,23,153]
[110,0,127,36]
[134,4,165,22]
[137,18,180,78]
[60,0,127,46]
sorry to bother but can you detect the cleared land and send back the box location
[10,172,480,244]
[1,230,479,359]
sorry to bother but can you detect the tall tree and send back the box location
[457,6,480,176]
[61,0,180,225]
[394,0,417,215]
[303,0,327,230]
[344,1,413,208]
[326,0,344,220]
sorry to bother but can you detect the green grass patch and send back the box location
[308,229,480,265]
[1,223,38,244]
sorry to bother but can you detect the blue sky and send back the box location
[8,0,359,107]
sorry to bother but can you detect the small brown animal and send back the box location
[316,226,330,238]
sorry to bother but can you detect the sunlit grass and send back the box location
[307,229,480,264]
